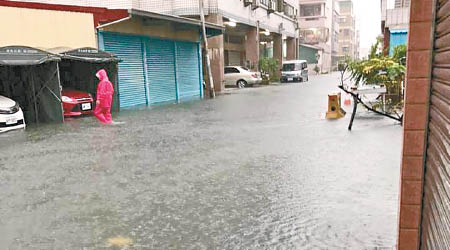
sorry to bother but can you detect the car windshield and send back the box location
[282,63,302,71]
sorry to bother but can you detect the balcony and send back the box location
[385,7,409,28]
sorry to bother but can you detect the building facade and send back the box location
[355,29,360,59]
[16,0,300,92]
[337,0,357,61]
[394,0,410,8]
[1,1,223,108]
[298,0,339,73]
[381,0,410,55]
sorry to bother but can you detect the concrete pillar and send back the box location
[383,27,391,56]
[273,33,283,69]
[244,27,260,71]
[205,14,224,93]
[286,37,297,60]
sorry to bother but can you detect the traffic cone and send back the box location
[344,94,351,106]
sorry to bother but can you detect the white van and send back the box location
[280,60,309,83]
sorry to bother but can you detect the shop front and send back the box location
[98,9,223,108]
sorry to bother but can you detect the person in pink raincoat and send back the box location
[94,69,114,124]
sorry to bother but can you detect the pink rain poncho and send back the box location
[94,69,114,124]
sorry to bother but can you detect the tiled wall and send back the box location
[397,0,434,249]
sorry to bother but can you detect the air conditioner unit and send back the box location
[268,0,276,14]
[251,0,260,10]
[244,0,252,7]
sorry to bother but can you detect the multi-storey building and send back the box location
[355,29,360,59]
[298,0,339,73]
[337,0,357,61]
[15,0,300,92]
[381,0,410,55]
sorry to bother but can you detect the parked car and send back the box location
[280,60,309,83]
[0,95,25,133]
[224,66,262,88]
[61,89,94,117]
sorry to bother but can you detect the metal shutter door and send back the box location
[421,0,450,249]
[228,51,241,66]
[146,38,177,104]
[175,41,202,101]
[102,32,147,107]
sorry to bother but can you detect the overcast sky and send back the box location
[353,0,383,54]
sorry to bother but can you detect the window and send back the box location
[225,67,240,74]
[344,29,350,36]
[260,0,269,6]
[342,47,349,53]
[282,63,302,71]
[300,28,330,44]
[284,3,295,17]
[300,4,322,17]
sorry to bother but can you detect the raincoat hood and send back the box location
[96,69,109,81]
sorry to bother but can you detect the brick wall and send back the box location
[397,0,435,249]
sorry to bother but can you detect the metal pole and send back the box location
[30,70,39,124]
[56,62,64,122]
[256,21,260,71]
[199,0,215,98]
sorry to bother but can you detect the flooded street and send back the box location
[0,73,402,249]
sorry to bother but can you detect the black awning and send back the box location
[0,46,60,66]
[60,47,120,63]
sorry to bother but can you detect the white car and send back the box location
[0,95,25,133]
[224,66,262,88]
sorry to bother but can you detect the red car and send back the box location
[61,89,94,117]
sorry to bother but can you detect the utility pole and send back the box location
[199,0,215,98]
[256,20,260,71]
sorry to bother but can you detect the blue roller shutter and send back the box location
[175,41,202,101]
[101,32,147,107]
[146,38,177,104]
[389,29,408,56]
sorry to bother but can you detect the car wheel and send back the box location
[237,80,247,89]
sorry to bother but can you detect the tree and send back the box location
[346,42,406,113]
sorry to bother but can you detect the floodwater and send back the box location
[0,73,402,249]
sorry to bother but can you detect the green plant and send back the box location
[392,45,407,65]
[369,39,382,59]
[259,57,280,82]
[347,57,405,88]
[314,64,320,74]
